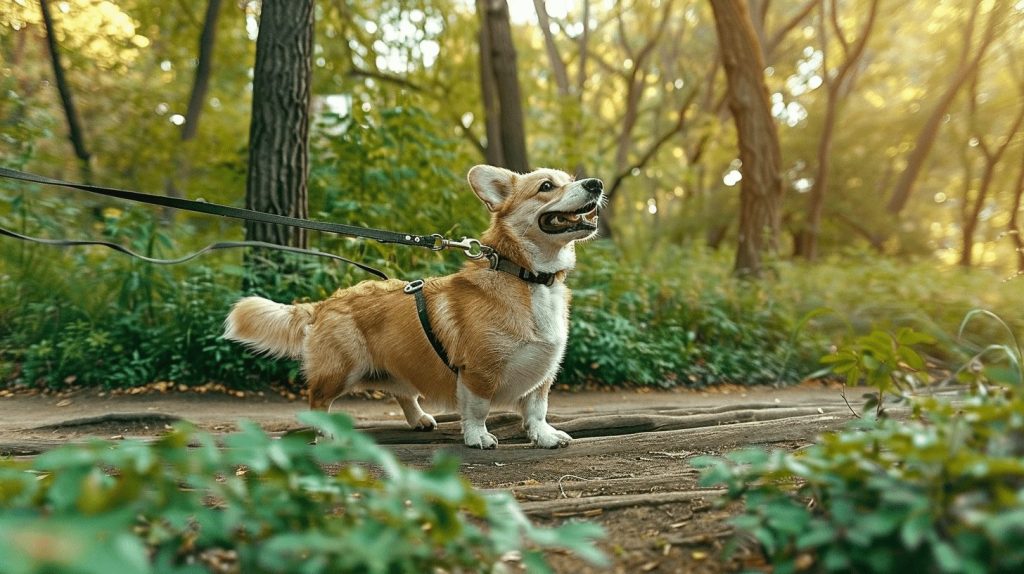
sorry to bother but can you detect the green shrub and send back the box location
[0,412,604,573]
[693,323,1024,573]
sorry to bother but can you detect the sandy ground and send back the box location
[0,383,863,573]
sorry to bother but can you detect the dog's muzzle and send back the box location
[539,179,603,235]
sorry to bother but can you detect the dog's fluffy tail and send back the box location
[223,297,316,359]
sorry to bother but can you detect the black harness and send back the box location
[404,253,560,373]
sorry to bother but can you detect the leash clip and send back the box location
[431,234,492,260]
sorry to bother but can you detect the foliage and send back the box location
[820,327,936,416]
[4,1,1024,267]
[3,216,1024,391]
[693,323,1024,573]
[565,244,813,388]
[0,411,604,573]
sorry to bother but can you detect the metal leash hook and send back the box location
[430,234,492,260]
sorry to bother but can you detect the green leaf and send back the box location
[932,542,963,573]
[795,523,836,549]
[900,512,933,549]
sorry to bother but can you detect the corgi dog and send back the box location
[223,165,604,449]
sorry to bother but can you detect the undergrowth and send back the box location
[694,316,1024,573]
[2,228,1022,391]
[2,170,1022,391]
[0,411,604,573]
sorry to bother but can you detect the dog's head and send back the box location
[468,166,604,267]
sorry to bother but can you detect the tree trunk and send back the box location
[244,0,313,249]
[165,0,223,205]
[182,0,221,143]
[709,0,783,277]
[886,1,1004,216]
[477,0,529,172]
[959,105,1024,267]
[1008,146,1024,273]
[797,0,879,260]
[959,161,996,267]
[39,0,91,181]
[795,93,838,260]
[533,0,570,97]
[477,0,505,168]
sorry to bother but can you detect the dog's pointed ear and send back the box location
[468,165,516,212]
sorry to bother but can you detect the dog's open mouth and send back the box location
[539,201,600,234]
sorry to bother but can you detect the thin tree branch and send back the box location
[346,67,424,91]
[533,0,571,96]
[764,0,817,58]
[174,0,202,29]
[39,0,91,180]
[828,0,850,57]
[607,86,700,196]
[577,0,590,91]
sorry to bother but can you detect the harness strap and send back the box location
[403,280,457,373]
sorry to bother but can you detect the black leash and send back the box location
[0,166,442,248]
[0,166,566,286]
[0,166,501,278]
[0,225,389,279]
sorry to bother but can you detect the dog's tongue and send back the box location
[540,212,579,232]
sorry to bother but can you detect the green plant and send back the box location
[820,327,937,417]
[693,321,1024,573]
[0,412,604,573]
[956,309,1024,389]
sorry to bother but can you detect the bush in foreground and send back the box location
[693,323,1024,573]
[0,412,603,573]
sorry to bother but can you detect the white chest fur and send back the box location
[493,283,570,405]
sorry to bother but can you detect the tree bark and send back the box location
[709,0,784,277]
[478,0,505,167]
[477,0,529,172]
[39,0,91,181]
[885,1,1004,216]
[244,0,313,249]
[796,0,879,260]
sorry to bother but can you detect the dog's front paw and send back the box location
[411,413,437,431]
[464,429,499,449]
[528,424,572,449]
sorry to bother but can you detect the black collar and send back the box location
[487,252,559,286]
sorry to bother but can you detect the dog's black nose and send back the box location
[581,178,603,194]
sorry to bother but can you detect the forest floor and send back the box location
[0,382,861,573]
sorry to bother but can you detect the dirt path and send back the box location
[0,384,860,572]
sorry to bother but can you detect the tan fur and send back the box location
[223,297,315,359]
[224,165,604,448]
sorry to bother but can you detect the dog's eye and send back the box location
[538,181,554,192]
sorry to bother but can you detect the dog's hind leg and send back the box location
[395,395,437,431]
[457,375,497,449]
[518,379,571,448]
[307,374,347,412]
